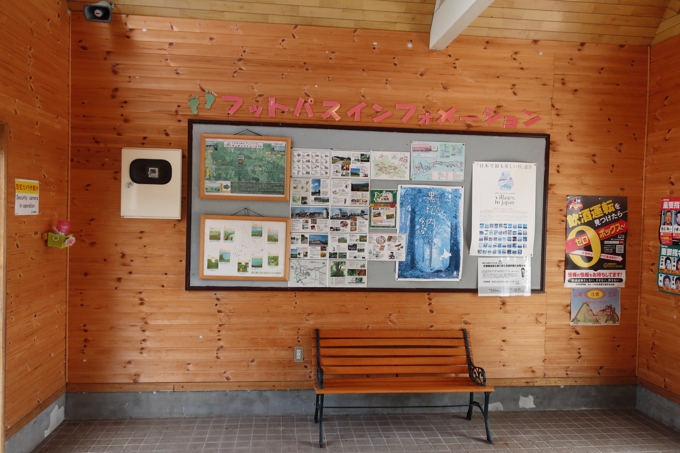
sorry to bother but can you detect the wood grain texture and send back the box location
[64,0,669,45]
[652,2,680,45]
[638,34,680,402]
[0,0,70,434]
[69,13,646,388]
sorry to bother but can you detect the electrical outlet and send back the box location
[293,346,304,362]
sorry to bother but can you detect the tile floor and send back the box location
[31,410,680,453]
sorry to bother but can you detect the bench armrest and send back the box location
[469,364,487,386]
[315,329,324,389]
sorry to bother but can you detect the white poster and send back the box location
[368,234,406,261]
[291,178,330,205]
[470,162,536,257]
[15,179,39,215]
[292,148,330,177]
[477,257,531,297]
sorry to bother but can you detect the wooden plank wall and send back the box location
[639,33,680,403]
[0,0,70,434]
[65,0,669,46]
[652,0,680,45]
[68,13,646,390]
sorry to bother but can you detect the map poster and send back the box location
[290,233,328,259]
[329,233,368,260]
[564,196,628,288]
[477,257,531,297]
[289,259,329,287]
[291,148,330,177]
[369,190,397,229]
[470,162,537,257]
[331,150,371,178]
[659,198,680,246]
[200,134,291,201]
[370,151,410,180]
[657,245,680,295]
[397,185,464,281]
[329,259,368,287]
[199,215,290,281]
[368,234,406,261]
[290,207,330,233]
[570,289,620,326]
[291,178,330,205]
[330,207,369,233]
[410,141,465,182]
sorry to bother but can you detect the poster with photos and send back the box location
[291,178,330,205]
[659,198,680,246]
[291,148,330,177]
[658,245,680,295]
[200,215,289,281]
[331,151,371,178]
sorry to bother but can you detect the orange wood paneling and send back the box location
[0,0,70,433]
[639,34,680,400]
[69,13,645,387]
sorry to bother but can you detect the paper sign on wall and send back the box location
[15,179,39,215]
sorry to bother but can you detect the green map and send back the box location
[204,138,287,196]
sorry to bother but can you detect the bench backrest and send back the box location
[313,329,474,383]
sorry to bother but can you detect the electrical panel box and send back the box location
[121,148,182,219]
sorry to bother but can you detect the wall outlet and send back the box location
[293,346,304,362]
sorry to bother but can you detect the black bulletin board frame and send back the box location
[186,119,550,292]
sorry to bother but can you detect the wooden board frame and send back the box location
[200,134,291,202]
[199,214,291,281]
[186,119,550,292]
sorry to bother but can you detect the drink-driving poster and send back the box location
[564,196,628,288]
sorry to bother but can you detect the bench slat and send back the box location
[314,377,493,394]
[317,347,467,357]
[318,330,465,339]
[321,365,469,375]
[319,338,466,347]
[319,356,469,366]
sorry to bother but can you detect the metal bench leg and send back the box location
[314,393,320,423]
[318,394,325,448]
[466,392,474,420]
[483,392,493,444]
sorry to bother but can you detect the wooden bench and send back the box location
[312,329,494,448]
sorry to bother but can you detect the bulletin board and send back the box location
[186,119,550,292]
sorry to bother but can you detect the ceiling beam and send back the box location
[429,0,494,50]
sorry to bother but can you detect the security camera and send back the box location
[83,1,114,22]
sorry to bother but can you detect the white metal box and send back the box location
[121,148,182,219]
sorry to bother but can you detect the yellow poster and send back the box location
[15,179,39,215]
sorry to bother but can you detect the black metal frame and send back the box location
[312,328,493,448]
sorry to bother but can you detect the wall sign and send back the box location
[14,179,39,216]
[564,196,628,288]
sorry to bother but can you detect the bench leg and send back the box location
[466,392,474,420]
[314,394,320,423]
[317,394,325,448]
[483,392,493,444]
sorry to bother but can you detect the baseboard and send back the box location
[65,384,637,419]
[5,394,65,453]
[637,380,680,431]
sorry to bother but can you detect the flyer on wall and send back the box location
[396,185,464,281]
[367,234,406,261]
[369,189,397,228]
[291,148,330,177]
[288,259,329,287]
[470,162,537,257]
[564,196,628,288]
[570,289,620,326]
[477,257,531,297]
[330,150,371,178]
[290,178,330,205]
[657,245,680,295]
[659,198,680,246]
[329,260,368,287]
[410,142,465,182]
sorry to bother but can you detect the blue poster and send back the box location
[397,185,464,281]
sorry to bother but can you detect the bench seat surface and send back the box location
[314,376,495,394]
